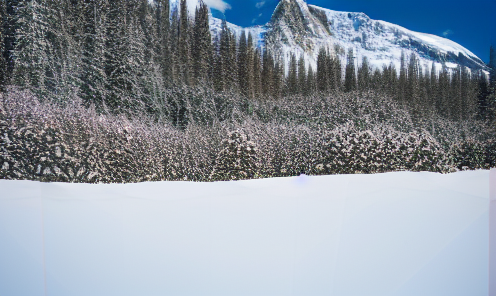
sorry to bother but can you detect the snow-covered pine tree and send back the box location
[344,48,356,92]
[40,0,84,101]
[237,30,248,96]
[192,0,211,86]
[178,0,191,86]
[0,0,6,90]
[406,53,421,119]
[157,0,171,85]
[12,0,51,93]
[272,57,284,99]
[78,0,108,108]
[306,65,316,95]
[261,48,273,97]
[297,53,306,95]
[246,32,255,98]
[438,63,450,118]
[429,62,437,110]
[210,130,258,181]
[450,65,462,120]
[228,28,238,91]
[316,47,327,92]
[357,56,370,91]
[252,47,262,97]
[287,52,297,95]
[398,51,407,104]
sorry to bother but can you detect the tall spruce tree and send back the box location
[12,0,51,92]
[237,30,248,96]
[157,0,171,84]
[0,0,6,90]
[261,48,273,97]
[357,56,370,91]
[344,48,356,92]
[253,47,262,97]
[297,54,306,95]
[398,51,407,104]
[192,1,211,85]
[178,0,191,85]
[246,33,255,98]
[316,47,327,92]
[287,52,297,95]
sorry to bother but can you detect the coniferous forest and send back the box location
[0,0,495,182]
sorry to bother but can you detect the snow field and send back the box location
[0,170,493,296]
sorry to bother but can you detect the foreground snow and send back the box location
[0,170,494,296]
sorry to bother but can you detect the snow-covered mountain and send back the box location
[173,0,488,74]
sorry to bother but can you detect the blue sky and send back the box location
[208,0,496,63]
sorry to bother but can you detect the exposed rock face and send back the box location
[206,0,488,73]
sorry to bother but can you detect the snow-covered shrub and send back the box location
[450,139,487,170]
[485,140,496,168]
[315,125,451,174]
[210,130,258,181]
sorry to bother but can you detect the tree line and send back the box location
[0,0,494,123]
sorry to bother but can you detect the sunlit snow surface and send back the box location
[0,171,494,296]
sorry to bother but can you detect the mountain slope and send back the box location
[172,0,487,73]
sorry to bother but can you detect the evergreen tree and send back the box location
[178,0,191,85]
[157,0,171,84]
[334,56,342,91]
[237,30,248,96]
[287,52,297,95]
[228,29,238,90]
[210,130,258,181]
[476,70,490,119]
[246,33,255,98]
[0,0,6,90]
[316,47,327,92]
[344,48,356,92]
[306,65,316,95]
[261,48,273,97]
[357,56,370,91]
[192,1,211,85]
[253,47,262,97]
[489,45,496,86]
[398,51,407,104]
[450,65,462,120]
[297,54,306,95]
[272,57,283,99]
[406,53,421,118]
[438,63,450,118]
[12,0,51,92]
[429,62,437,109]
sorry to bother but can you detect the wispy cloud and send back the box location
[442,29,454,37]
[204,0,232,13]
[252,13,263,24]
[256,1,266,9]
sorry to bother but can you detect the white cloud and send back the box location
[442,29,454,37]
[204,0,232,13]
[256,1,265,8]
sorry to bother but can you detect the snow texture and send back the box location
[0,170,492,296]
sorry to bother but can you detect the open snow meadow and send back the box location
[1,170,495,296]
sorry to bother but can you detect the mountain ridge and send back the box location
[172,0,488,73]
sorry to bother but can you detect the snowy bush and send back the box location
[0,88,493,183]
[210,130,258,181]
[315,126,451,174]
[450,139,493,170]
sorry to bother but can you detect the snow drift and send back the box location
[1,170,494,296]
